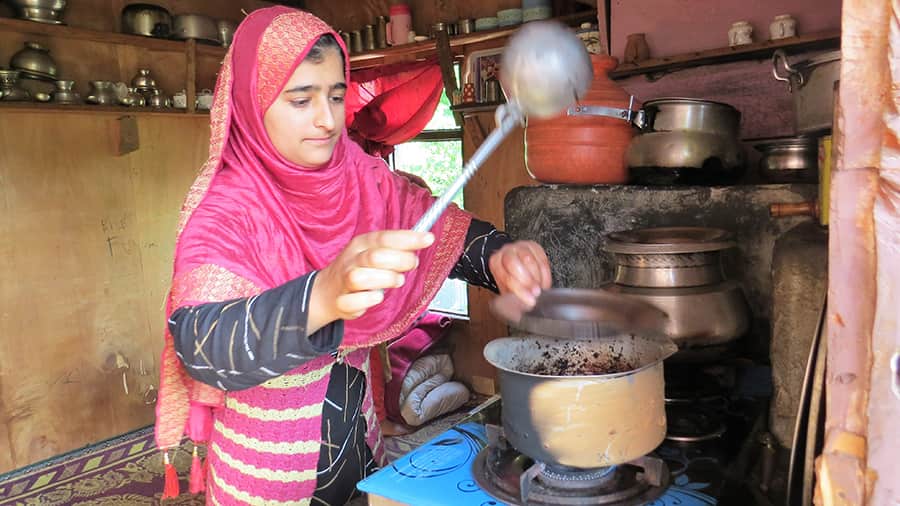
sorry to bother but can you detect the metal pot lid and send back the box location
[641,97,739,111]
[604,227,736,255]
[490,287,670,338]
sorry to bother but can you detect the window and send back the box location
[390,87,468,317]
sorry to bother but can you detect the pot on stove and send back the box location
[484,334,677,469]
[599,226,750,361]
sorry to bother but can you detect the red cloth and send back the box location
[347,59,445,157]
[155,6,471,450]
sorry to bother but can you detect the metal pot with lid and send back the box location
[599,227,750,361]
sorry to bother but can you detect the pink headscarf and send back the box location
[155,6,470,450]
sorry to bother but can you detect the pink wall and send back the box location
[610,0,842,61]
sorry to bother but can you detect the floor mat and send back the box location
[0,427,203,505]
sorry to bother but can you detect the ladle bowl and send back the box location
[412,20,592,232]
[500,19,594,118]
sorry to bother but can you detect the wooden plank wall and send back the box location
[0,112,208,473]
[448,40,538,395]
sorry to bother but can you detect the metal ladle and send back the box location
[412,20,593,232]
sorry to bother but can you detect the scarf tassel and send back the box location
[189,445,206,494]
[162,451,180,499]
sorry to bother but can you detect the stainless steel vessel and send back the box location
[625,98,745,185]
[600,227,750,361]
[772,50,840,134]
[754,136,819,183]
[484,334,676,468]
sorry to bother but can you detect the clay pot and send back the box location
[524,55,634,184]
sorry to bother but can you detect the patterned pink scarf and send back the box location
[155,6,470,452]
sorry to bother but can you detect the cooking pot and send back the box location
[121,3,172,38]
[10,41,59,81]
[625,98,745,185]
[8,0,66,23]
[172,14,219,44]
[600,227,750,362]
[754,136,819,183]
[484,334,677,468]
[772,49,840,134]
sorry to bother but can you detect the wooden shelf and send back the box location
[0,16,197,52]
[349,11,598,70]
[609,30,841,79]
[0,102,209,117]
[451,101,505,115]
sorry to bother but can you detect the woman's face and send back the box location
[264,46,346,168]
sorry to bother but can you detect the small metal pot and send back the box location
[121,3,172,38]
[754,136,819,183]
[773,49,840,134]
[8,0,66,23]
[10,41,59,81]
[484,335,676,468]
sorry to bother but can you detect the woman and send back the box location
[155,6,551,505]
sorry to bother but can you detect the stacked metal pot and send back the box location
[599,227,750,362]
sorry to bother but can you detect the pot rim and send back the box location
[483,335,677,380]
[753,135,819,151]
[604,226,736,254]
[642,97,739,112]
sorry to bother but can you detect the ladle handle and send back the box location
[412,103,524,232]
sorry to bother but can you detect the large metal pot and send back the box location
[600,227,750,361]
[484,334,677,468]
[121,3,172,38]
[625,98,745,185]
[772,49,840,134]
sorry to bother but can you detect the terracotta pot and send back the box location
[524,55,635,184]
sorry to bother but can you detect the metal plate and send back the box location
[604,227,735,255]
[490,288,669,338]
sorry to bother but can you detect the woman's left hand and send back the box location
[489,240,552,309]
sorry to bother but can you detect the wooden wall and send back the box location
[0,113,207,474]
[448,40,538,395]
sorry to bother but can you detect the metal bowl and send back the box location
[8,0,66,23]
[754,136,819,183]
[10,42,59,80]
[172,14,219,44]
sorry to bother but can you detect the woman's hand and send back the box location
[308,230,434,334]
[489,240,552,309]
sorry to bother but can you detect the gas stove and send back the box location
[358,393,734,505]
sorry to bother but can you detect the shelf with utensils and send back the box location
[0,16,229,115]
[348,10,598,70]
[0,102,209,117]
[609,29,840,79]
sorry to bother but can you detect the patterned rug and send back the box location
[0,401,483,506]
[0,426,203,505]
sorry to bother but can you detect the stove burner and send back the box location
[538,464,616,490]
[472,445,670,505]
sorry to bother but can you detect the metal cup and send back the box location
[459,18,474,34]
[375,16,388,48]
[364,24,376,51]
[350,30,363,53]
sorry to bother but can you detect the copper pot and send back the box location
[524,55,634,184]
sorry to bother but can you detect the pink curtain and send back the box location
[346,59,445,157]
